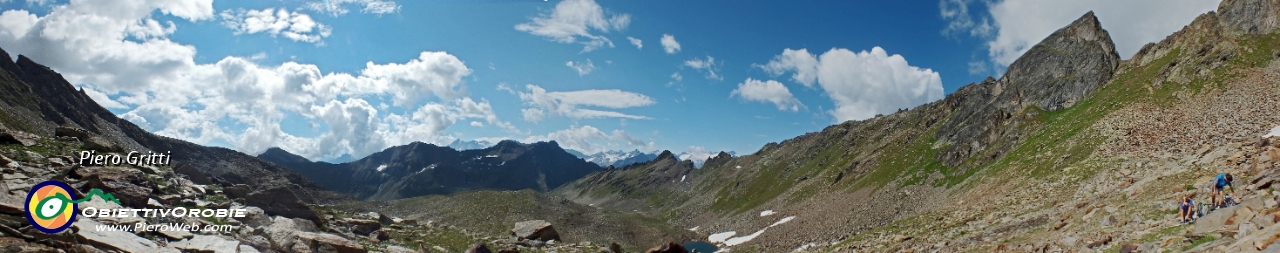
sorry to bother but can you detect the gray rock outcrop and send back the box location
[512,220,560,241]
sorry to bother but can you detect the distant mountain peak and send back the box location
[656,150,676,161]
[447,139,495,151]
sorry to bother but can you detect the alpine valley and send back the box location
[2,0,1280,252]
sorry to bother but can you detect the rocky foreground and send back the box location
[1,131,703,252]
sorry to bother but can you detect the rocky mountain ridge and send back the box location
[576,149,661,168]
[259,140,602,200]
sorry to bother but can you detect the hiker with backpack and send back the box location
[1212,173,1234,208]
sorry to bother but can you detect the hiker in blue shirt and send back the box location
[1213,173,1234,208]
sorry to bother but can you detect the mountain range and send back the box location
[549,2,1280,251]
[3,0,1280,252]
[258,140,603,200]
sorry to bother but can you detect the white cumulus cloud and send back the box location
[566,59,596,76]
[220,8,332,44]
[0,0,518,161]
[627,36,642,49]
[760,47,944,122]
[515,0,630,53]
[306,0,401,16]
[684,56,722,80]
[524,125,652,154]
[661,34,681,54]
[732,78,803,112]
[517,84,655,122]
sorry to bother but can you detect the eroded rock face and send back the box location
[934,11,1121,167]
[511,220,560,241]
[1218,0,1280,35]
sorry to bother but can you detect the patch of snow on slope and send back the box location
[1265,126,1280,138]
[724,230,765,246]
[760,210,775,217]
[721,216,796,247]
[376,165,387,172]
[708,231,736,243]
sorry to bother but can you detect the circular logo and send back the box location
[25,180,77,234]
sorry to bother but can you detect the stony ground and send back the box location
[799,44,1280,253]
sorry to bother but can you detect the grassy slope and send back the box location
[816,29,1280,252]
[334,189,695,252]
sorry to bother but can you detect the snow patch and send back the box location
[708,231,736,243]
[681,175,687,182]
[417,164,437,174]
[688,226,699,231]
[795,242,819,252]
[771,216,795,226]
[376,165,387,172]
[1265,126,1280,138]
[724,229,765,246]
[760,210,775,217]
[718,216,797,247]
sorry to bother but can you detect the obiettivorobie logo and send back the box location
[25,180,249,234]
[24,180,102,234]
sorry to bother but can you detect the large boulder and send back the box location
[609,242,625,253]
[466,243,493,253]
[223,184,251,199]
[167,235,241,253]
[0,130,38,146]
[511,220,560,241]
[369,229,389,242]
[244,186,319,222]
[236,206,274,228]
[55,126,91,140]
[74,166,155,207]
[295,232,367,253]
[644,242,689,253]
[264,216,319,251]
[1197,205,1249,235]
[343,219,381,235]
[72,219,178,253]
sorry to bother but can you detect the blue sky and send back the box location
[0,0,1218,162]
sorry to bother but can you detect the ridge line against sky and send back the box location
[0,0,1217,162]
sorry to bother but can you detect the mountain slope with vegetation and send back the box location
[555,1,1280,251]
